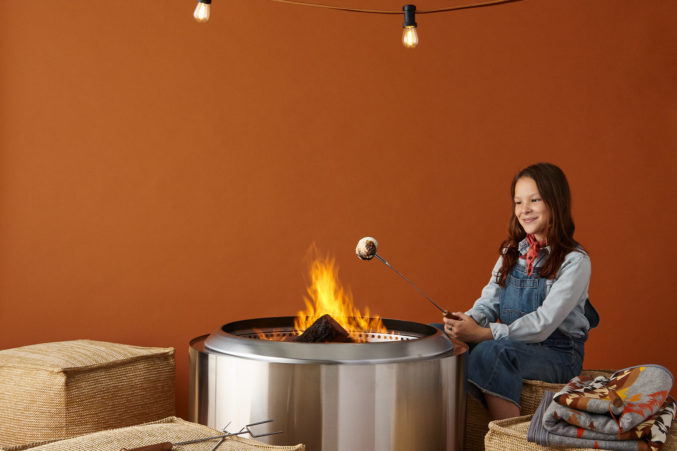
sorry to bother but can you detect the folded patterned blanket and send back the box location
[528,391,677,451]
[548,365,673,434]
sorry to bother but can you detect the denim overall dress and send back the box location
[464,262,596,407]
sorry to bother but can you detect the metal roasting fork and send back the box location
[373,254,456,319]
[120,419,282,451]
[207,421,232,451]
[373,253,469,354]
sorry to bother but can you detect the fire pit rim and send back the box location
[201,316,458,365]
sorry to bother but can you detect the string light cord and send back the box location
[268,0,522,15]
[193,0,523,47]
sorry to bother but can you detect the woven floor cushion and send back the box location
[0,339,176,447]
[485,414,677,451]
[463,369,615,451]
[0,416,305,451]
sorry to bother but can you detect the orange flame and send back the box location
[294,255,388,342]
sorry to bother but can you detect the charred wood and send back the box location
[293,314,355,343]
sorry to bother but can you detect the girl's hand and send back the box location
[443,312,493,343]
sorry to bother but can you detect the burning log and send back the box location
[293,314,355,343]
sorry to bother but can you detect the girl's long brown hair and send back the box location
[497,163,584,286]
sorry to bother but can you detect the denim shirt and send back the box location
[466,238,592,343]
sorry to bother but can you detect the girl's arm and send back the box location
[465,256,503,326]
[444,257,503,342]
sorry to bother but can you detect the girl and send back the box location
[444,162,598,420]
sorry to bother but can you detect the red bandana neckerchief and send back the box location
[525,234,545,277]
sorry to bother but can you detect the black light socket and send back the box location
[198,0,212,4]
[402,4,417,28]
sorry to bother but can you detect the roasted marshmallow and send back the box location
[356,237,378,260]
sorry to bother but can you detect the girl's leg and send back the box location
[485,393,520,420]
[465,339,581,418]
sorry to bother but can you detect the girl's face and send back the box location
[514,177,551,242]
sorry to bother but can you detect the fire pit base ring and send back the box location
[189,317,465,451]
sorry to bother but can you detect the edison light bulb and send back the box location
[401,5,418,49]
[402,26,419,48]
[193,0,211,23]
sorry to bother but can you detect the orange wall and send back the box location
[1,1,675,418]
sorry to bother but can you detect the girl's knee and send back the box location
[472,339,516,356]
[468,340,518,371]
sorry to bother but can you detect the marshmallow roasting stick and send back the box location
[356,237,454,318]
[120,420,282,451]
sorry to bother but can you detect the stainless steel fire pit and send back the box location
[189,317,465,451]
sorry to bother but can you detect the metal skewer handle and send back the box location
[120,419,282,451]
[355,236,454,318]
[373,254,453,318]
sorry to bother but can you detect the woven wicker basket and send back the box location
[463,369,615,451]
[0,417,305,451]
[0,340,176,448]
[484,415,677,451]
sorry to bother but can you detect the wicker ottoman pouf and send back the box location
[463,369,615,451]
[485,415,677,451]
[0,417,305,451]
[0,339,176,448]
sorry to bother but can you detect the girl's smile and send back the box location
[514,177,551,242]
